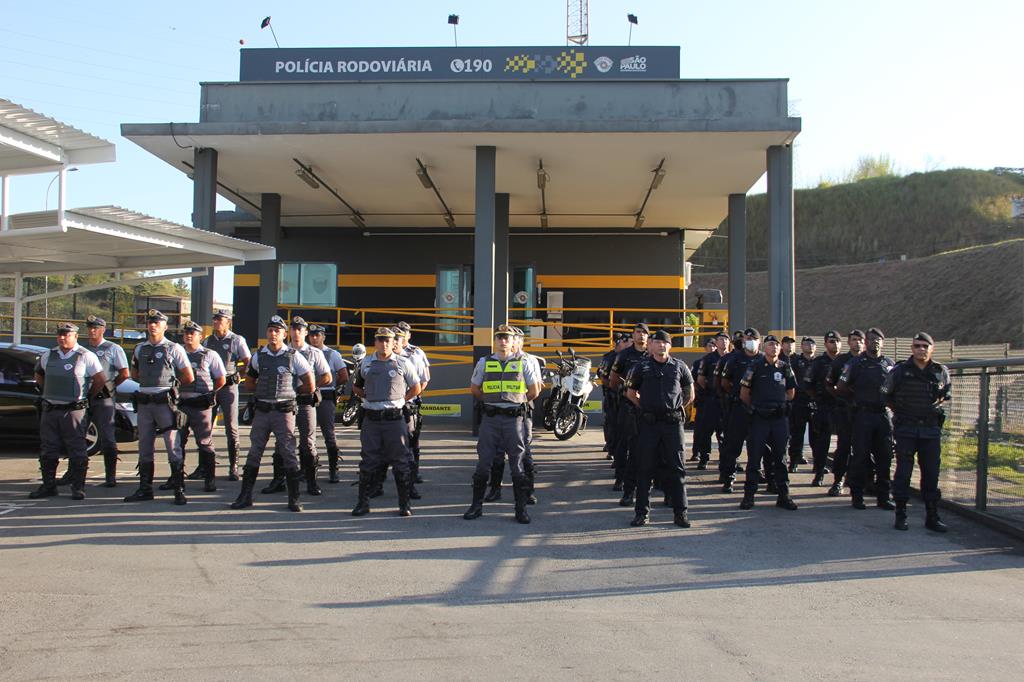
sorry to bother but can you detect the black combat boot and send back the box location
[261,450,286,494]
[201,452,217,492]
[412,449,424,484]
[394,470,413,517]
[894,499,909,531]
[463,474,488,520]
[123,461,155,502]
[170,461,187,505]
[612,477,623,492]
[159,457,179,490]
[766,478,779,495]
[29,459,59,499]
[630,510,650,526]
[102,450,118,487]
[618,480,635,507]
[512,477,531,524]
[226,441,239,482]
[697,453,709,470]
[827,479,844,497]
[301,453,322,496]
[369,464,387,498]
[525,466,537,505]
[408,464,422,500]
[775,483,799,511]
[56,461,72,486]
[851,490,867,510]
[739,481,756,509]
[688,450,699,462]
[810,470,824,487]
[673,510,691,528]
[69,458,89,500]
[351,471,373,516]
[230,465,259,509]
[285,468,302,512]
[327,446,341,484]
[924,500,948,533]
[186,460,205,480]
[876,491,895,511]
[484,459,503,502]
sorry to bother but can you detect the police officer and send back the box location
[787,336,817,473]
[201,309,251,481]
[717,328,763,493]
[837,327,896,511]
[174,320,226,495]
[780,335,796,362]
[825,329,866,497]
[393,326,428,499]
[881,332,952,532]
[350,327,422,517]
[308,324,349,483]
[463,324,542,523]
[125,310,194,505]
[231,315,314,512]
[81,315,129,487]
[688,337,715,462]
[598,333,629,457]
[29,323,106,500]
[624,329,695,528]
[694,332,729,470]
[739,334,799,511]
[805,330,842,486]
[397,320,431,483]
[608,323,650,505]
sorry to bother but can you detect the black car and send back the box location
[0,343,138,455]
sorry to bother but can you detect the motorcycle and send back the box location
[542,347,595,440]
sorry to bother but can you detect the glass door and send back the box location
[437,265,471,345]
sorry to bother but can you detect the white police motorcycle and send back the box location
[541,347,594,440]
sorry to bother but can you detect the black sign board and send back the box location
[239,46,680,82]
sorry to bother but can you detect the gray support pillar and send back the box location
[727,193,747,331]
[493,193,510,327]
[257,193,281,341]
[473,146,496,363]
[767,145,796,336]
[190,147,218,326]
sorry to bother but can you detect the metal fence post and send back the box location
[975,371,990,512]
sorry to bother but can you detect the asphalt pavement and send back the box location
[0,425,1022,680]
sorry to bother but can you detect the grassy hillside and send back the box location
[690,169,1024,271]
[690,240,1024,346]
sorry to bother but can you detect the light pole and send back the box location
[44,167,77,210]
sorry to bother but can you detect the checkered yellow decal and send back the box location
[556,50,588,78]
[505,54,537,74]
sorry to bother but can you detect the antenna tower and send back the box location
[567,0,589,45]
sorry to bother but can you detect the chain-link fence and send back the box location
[941,358,1024,529]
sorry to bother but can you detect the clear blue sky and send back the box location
[4,0,1021,303]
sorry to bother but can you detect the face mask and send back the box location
[744,340,758,352]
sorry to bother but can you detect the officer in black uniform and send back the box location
[717,328,763,493]
[780,335,795,363]
[838,327,896,511]
[739,334,799,511]
[881,332,952,532]
[624,330,695,528]
[688,337,715,462]
[607,323,650,506]
[805,330,841,486]
[787,336,817,472]
[598,333,629,457]
[825,329,866,497]
[694,332,729,470]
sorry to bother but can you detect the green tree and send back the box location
[845,154,899,183]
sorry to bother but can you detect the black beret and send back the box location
[763,334,780,344]
[781,335,796,343]
[633,322,650,333]
[743,327,760,339]
[714,331,730,340]
[651,330,672,343]
[866,327,885,339]
[848,329,866,339]
[824,330,840,341]
[913,331,934,346]
[801,336,817,344]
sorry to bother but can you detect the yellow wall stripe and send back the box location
[537,274,685,289]
[338,274,437,288]
[234,273,260,287]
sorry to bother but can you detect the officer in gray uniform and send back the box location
[174,320,226,494]
[350,327,421,517]
[125,310,194,505]
[309,324,349,483]
[231,315,314,512]
[201,309,251,481]
[30,323,106,500]
[393,326,428,499]
[289,317,332,495]
[463,324,542,524]
[397,321,431,483]
[81,315,129,487]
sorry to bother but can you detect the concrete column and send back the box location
[472,146,496,363]
[767,145,795,337]
[190,147,218,326]
[493,193,510,327]
[12,272,22,345]
[727,193,747,331]
[257,193,281,341]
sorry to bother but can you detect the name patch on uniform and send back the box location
[419,403,462,417]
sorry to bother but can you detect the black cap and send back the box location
[267,315,287,330]
[704,338,716,347]
[308,324,326,334]
[56,322,79,333]
[764,334,780,344]
[633,322,650,333]
[146,309,168,322]
[714,331,730,340]
[866,327,885,339]
[782,335,796,343]
[651,330,672,343]
[85,315,106,328]
[290,316,308,329]
[212,309,232,320]
[731,330,745,341]
[743,327,760,340]
[913,331,934,346]
[848,329,865,339]
[614,332,629,343]
[802,336,817,344]
[824,330,840,341]
[182,320,203,333]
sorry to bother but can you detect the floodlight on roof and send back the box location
[416,165,433,189]
[540,213,549,229]
[651,167,666,189]
[634,215,645,229]
[295,167,319,189]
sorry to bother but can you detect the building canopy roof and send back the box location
[0,98,116,174]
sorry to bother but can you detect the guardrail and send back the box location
[941,357,1024,536]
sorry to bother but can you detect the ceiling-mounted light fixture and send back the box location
[651,167,666,189]
[633,158,665,229]
[415,158,457,228]
[350,214,366,229]
[537,164,550,190]
[634,215,645,229]
[295,167,319,189]
[540,214,549,228]
[416,165,433,189]
[293,158,365,227]
[537,159,550,228]
[444,214,457,229]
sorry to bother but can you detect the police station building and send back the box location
[122,45,800,420]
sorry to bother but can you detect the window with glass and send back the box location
[277,263,337,307]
